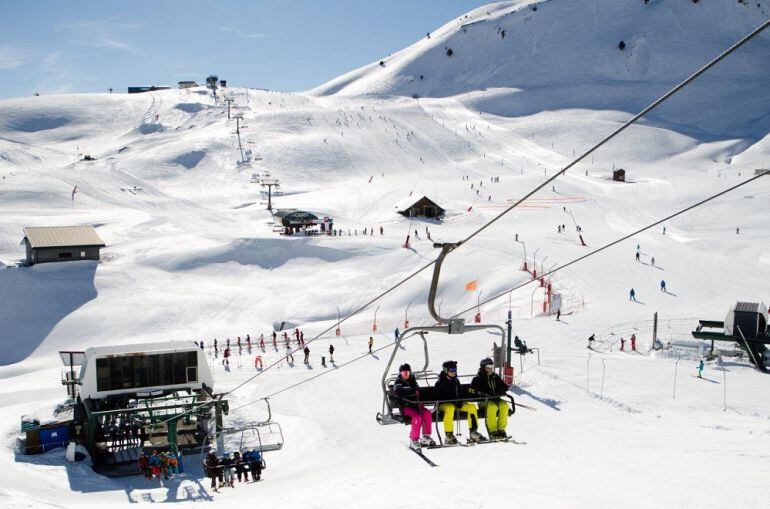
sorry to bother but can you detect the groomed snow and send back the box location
[1,1,769,507]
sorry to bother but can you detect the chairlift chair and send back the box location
[376,243,514,444]
[200,398,283,472]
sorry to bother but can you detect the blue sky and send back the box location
[0,0,484,99]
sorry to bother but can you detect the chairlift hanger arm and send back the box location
[428,242,462,326]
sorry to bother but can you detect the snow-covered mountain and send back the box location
[0,1,769,507]
[314,0,770,138]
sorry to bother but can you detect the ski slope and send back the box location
[1,0,770,507]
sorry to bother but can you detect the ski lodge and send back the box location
[273,209,334,235]
[397,196,445,219]
[23,226,105,265]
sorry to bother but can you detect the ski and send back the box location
[405,445,438,467]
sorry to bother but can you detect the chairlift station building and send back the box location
[23,226,105,265]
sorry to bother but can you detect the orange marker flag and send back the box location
[465,280,478,291]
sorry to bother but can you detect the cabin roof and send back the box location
[85,340,198,357]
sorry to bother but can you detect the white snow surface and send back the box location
[1,0,770,507]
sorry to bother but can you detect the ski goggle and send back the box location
[484,365,494,371]
[447,367,457,372]
[400,370,410,376]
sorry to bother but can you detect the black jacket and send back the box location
[434,372,467,403]
[470,369,509,403]
[393,374,421,409]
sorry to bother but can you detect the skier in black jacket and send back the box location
[392,363,434,450]
[434,360,485,444]
[470,358,513,440]
[204,452,222,491]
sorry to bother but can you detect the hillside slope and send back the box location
[0,1,769,507]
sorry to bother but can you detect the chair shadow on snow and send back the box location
[14,446,214,501]
[0,261,97,366]
[510,385,562,411]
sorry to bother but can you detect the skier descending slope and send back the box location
[393,363,434,450]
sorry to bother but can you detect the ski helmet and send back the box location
[398,363,412,372]
[442,360,457,372]
[479,357,494,368]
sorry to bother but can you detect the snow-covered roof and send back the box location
[24,226,105,249]
[85,341,198,357]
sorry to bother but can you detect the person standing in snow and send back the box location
[630,334,636,351]
[328,344,335,363]
[205,452,222,491]
[394,327,401,341]
[368,336,374,353]
[620,337,626,351]
[629,288,637,301]
[138,451,150,480]
[285,345,294,364]
[393,363,434,450]
[587,334,595,349]
[380,225,384,235]
[660,280,666,292]
[303,346,310,365]
[556,309,561,321]
[697,359,705,378]
[635,251,640,262]
[470,358,511,440]
[259,334,265,350]
[222,347,231,367]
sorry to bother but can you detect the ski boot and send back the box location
[469,430,487,443]
[410,439,422,452]
[444,432,459,445]
[419,435,436,447]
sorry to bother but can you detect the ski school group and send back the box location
[394,357,514,452]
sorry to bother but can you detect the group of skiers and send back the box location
[137,450,182,482]
[629,245,670,300]
[393,357,512,451]
[203,450,264,492]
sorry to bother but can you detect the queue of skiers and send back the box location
[393,357,512,451]
[203,449,264,492]
[137,450,182,482]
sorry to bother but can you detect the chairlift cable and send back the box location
[156,19,770,424]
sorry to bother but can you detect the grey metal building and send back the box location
[23,226,106,265]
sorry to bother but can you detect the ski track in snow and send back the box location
[1,0,770,507]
